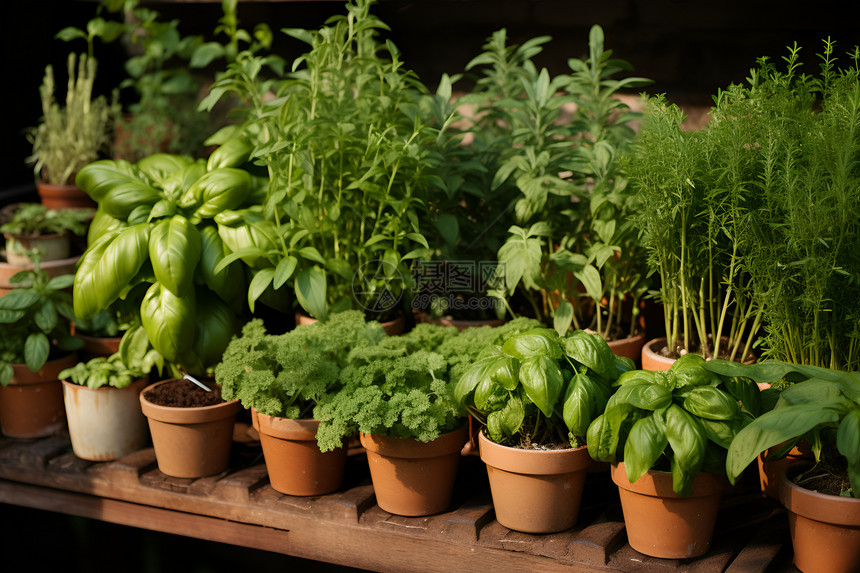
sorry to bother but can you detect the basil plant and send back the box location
[588,354,756,496]
[455,328,632,448]
[73,147,261,375]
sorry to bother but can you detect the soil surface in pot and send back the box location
[789,458,853,497]
[143,379,224,408]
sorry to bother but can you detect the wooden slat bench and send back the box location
[0,425,799,572]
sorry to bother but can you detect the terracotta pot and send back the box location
[295,312,406,336]
[75,333,123,360]
[611,463,730,559]
[606,331,647,365]
[62,378,150,461]
[360,424,469,516]
[139,379,241,478]
[0,353,78,438]
[3,232,70,266]
[757,441,813,500]
[256,412,347,496]
[0,256,79,298]
[478,431,593,533]
[36,182,96,210]
[641,337,676,371]
[780,468,860,573]
[416,312,505,331]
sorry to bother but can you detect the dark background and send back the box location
[2,0,857,200]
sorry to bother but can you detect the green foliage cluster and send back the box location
[200,0,433,322]
[588,354,756,496]
[313,317,542,452]
[0,264,83,385]
[27,52,119,185]
[456,326,632,449]
[215,310,385,418]
[707,359,860,498]
[0,203,93,238]
[475,26,651,338]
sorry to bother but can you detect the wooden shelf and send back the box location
[0,427,799,572]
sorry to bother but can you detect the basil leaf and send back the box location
[501,329,562,360]
[664,404,706,476]
[141,283,195,363]
[518,355,563,417]
[624,415,668,484]
[149,215,201,297]
[682,386,742,421]
[561,330,616,380]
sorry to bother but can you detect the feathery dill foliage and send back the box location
[738,40,860,370]
[214,310,386,418]
[313,317,541,452]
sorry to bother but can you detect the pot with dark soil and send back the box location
[140,378,240,478]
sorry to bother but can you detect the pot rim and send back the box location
[611,462,731,499]
[8,353,79,385]
[779,465,860,527]
[477,430,592,475]
[139,378,240,424]
[360,423,468,459]
[256,411,321,442]
[62,377,150,393]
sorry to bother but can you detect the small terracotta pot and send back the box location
[0,353,78,438]
[0,256,79,298]
[256,412,347,496]
[36,182,96,210]
[641,337,675,371]
[757,441,813,500]
[478,432,593,533]
[295,312,406,336]
[139,379,241,478]
[62,378,150,461]
[607,331,647,365]
[611,463,730,558]
[3,232,70,266]
[780,468,860,573]
[75,333,123,360]
[360,424,469,516]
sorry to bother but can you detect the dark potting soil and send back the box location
[789,458,854,497]
[144,379,224,408]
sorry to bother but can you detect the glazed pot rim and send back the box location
[140,378,240,424]
[779,465,860,526]
[611,462,731,499]
[360,423,468,459]
[477,430,592,475]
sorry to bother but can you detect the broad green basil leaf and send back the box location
[837,408,860,495]
[587,403,633,462]
[698,418,737,449]
[0,289,41,311]
[474,372,507,411]
[671,454,695,497]
[454,355,496,405]
[682,386,742,420]
[777,379,843,407]
[664,404,706,475]
[75,159,138,201]
[563,373,608,437]
[561,330,616,380]
[73,233,115,320]
[669,353,721,388]
[141,282,195,363]
[553,300,573,336]
[207,136,252,170]
[198,226,245,308]
[608,381,672,411]
[489,355,519,391]
[88,207,125,245]
[33,300,58,333]
[614,356,636,375]
[295,266,327,321]
[94,223,151,312]
[273,256,298,289]
[184,168,252,219]
[724,376,762,417]
[192,293,239,370]
[138,154,193,185]
[149,215,201,297]
[486,396,525,442]
[624,415,668,483]
[519,355,563,417]
[24,332,50,373]
[501,329,561,360]
[102,180,163,220]
[613,369,657,387]
[725,399,845,484]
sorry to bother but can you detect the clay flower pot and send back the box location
[139,379,241,478]
[606,331,647,364]
[75,333,123,361]
[360,424,469,516]
[415,312,505,331]
[611,463,730,559]
[295,312,406,336]
[62,378,150,461]
[0,353,77,438]
[780,468,860,573]
[3,232,70,266]
[0,256,79,298]
[478,431,593,533]
[36,181,96,210]
[641,337,675,371]
[757,441,813,500]
[256,412,347,496]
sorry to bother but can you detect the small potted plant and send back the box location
[587,354,752,558]
[455,327,629,533]
[313,318,539,515]
[1,203,92,267]
[711,359,860,573]
[59,342,160,461]
[215,311,386,496]
[0,262,83,438]
[27,52,118,210]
